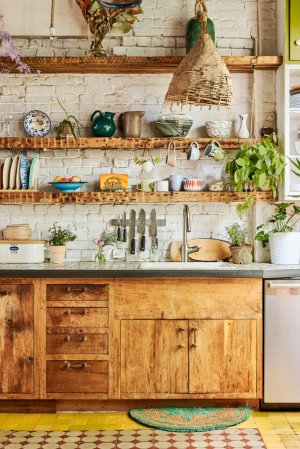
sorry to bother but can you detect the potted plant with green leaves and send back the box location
[255,202,300,264]
[134,154,161,174]
[226,223,253,264]
[48,224,77,264]
[56,98,85,138]
[226,133,285,197]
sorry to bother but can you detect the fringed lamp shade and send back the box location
[165,0,233,108]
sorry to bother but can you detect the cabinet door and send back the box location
[189,320,257,394]
[120,320,188,396]
[290,0,300,60]
[0,284,34,394]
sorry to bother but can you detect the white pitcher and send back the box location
[237,113,250,138]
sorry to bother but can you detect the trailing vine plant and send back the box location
[75,0,143,56]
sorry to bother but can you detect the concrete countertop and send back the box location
[0,261,299,278]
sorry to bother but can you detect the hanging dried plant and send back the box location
[75,0,143,56]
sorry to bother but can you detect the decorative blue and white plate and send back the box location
[19,155,30,190]
[24,110,51,137]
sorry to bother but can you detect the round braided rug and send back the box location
[129,406,250,432]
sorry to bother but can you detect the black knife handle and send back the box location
[123,228,127,243]
[117,226,121,242]
[130,237,135,254]
[141,234,146,251]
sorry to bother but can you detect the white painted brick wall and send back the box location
[0,0,277,262]
[12,0,276,57]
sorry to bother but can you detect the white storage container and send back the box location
[0,240,47,263]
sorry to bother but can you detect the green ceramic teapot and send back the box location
[91,111,116,137]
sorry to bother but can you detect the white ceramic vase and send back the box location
[269,232,300,265]
[237,114,250,138]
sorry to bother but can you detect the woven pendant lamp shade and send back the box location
[165,0,233,108]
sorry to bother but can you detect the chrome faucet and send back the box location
[182,204,200,262]
[182,204,191,262]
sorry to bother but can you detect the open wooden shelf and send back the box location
[1,56,283,74]
[0,191,273,205]
[0,137,256,151]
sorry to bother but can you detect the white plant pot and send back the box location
[269,232,300,265]
[50,245,66,264]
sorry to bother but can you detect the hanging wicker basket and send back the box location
[165,0,233,108]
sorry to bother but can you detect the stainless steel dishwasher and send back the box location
[265,279,300,403]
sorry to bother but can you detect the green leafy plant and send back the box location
[226,223,249,247]
[56,98,85,138]
[225,134,285,198]
[236,196,254,220]
[255,202,300,248]
[48,224,77,246]
[289,156,300,177]
[133,155,161,166]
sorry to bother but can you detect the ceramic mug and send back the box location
[187,141,201,160]
[137,180,154,192]
[169,174,185,192]
[166,141,176,167]
[154,180,169,192]
[204,141,225,161]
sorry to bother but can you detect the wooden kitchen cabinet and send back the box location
[120,320,189,395]
[189,320,257,394]
[290,0,300,60]
[0,282,35,397]
[114,278,262,400]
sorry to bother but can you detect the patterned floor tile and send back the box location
[0,429,267,449]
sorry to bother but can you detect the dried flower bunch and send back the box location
[0,15,31,73]
[75,0,143,55]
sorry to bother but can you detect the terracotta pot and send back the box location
[50,245,66,264]
[230,244,253,264]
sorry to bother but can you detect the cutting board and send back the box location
[170,239,231,262]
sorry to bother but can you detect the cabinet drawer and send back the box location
[47,331,108,354]
[47,308,108,328]
[46,284,109,304]
[46,360,108,393]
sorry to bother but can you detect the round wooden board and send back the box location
[170,239,231,262]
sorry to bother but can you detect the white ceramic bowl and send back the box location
[205,120,232,138]
[183,179,207,192]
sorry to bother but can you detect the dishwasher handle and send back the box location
[268,281,300,289]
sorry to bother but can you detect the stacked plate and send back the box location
[290,86,300,109]
[0,155,39,190]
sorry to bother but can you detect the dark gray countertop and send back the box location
[0,261,299,278]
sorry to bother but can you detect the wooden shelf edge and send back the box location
[0,56,283,74]
[0,137,257,150]
[0,191,273,204]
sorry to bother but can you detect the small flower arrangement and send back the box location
[0,15,31,73]
[95,231,118,263]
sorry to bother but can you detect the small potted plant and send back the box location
[48,224,77,264]
[255,202,300,264]
[56,98,85,138]
[95,230,118,263]
[134,154,161,174]
[226,223,253,264]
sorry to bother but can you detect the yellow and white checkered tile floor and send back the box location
[0,412,299,449]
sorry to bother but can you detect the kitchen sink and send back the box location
[139,261,236,270]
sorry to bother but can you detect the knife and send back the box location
[130,209,136,254]
[123,211,127,243]
[139,209,146,251]
[150,208,158,250]
[117,214,121,242]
